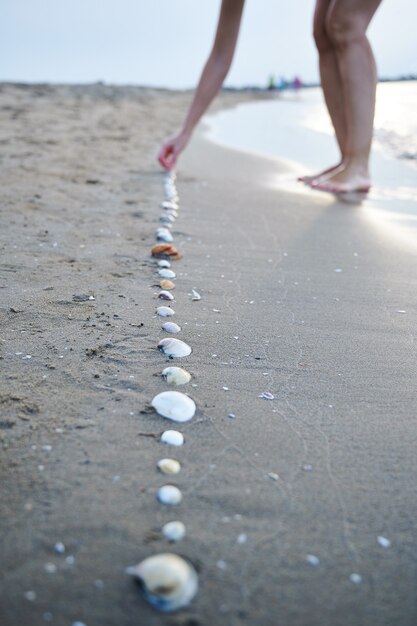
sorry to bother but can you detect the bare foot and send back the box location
[298,162,343,184]
[310,165,371,193]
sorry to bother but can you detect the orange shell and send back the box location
[151,244,182,260]
[160,279,175,290]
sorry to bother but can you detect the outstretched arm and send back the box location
[158,0,245,169]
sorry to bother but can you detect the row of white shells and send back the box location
[128,171,198,613]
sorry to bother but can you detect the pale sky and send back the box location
[1,0,416,88]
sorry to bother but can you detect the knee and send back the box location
[325,11,367,48]
[313,21,332,54]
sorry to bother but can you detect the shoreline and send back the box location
[1,83,417,626]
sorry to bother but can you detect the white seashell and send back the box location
[156,229,173,243]
[191,289,201,301]
[162,322,181,334]
[349,573,362,584]
[164,187,178,201]
[377,536,391,548]
[161,201,179,211]
[126,553,198,612]
[157,485,183,505]
[259,392,274,400]
[157,458,181,474]
[160,430,184,446]
[160,214,175,224]
[162,521,186,542]
[306,554,320,566]
[162,367,191,385]
[157,260,171,268]
[158,290,174,301]
[152,391,196,422]
[158,338,192,358]
[156,306,175,317]
[158,269,176,279]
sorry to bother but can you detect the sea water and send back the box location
[206,82,417,173]
[205,82,417,249]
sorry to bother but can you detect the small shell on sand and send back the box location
[164,185,179,201]
[126,553,197,612]
[152,391,196,422]
[157,260,171,268]
[157,458,181,475]
[165,191,178,203]
[157,485,183,505]
[160,280,176,291]
[162,521,186,542]
[156,306,175,317]
[156,228,173,243]
[162,367,191,385]
[259,392,274,400]
[158,338,192,358]
[191,289,201,301]
[162,322,181,334]
[158,269,176,279]
[160,430,184,446]
[158,290,175,301]
[160,214,176,224]
[161,201,179,211]
[151,244,182,261]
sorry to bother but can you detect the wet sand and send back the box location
[1,83,417,626]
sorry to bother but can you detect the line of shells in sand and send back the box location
[127,172,198,613]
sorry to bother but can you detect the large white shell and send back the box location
[162,367,191,386]
[157,458,181,475]
[157,485,183,505]
[127,553,198,612]
[162,521,186,542]
[162,322,181,334]
[156,306,175,317]
[158,269,176,279]
[157,260,171,268]
[160,430,184,446]
[158,338,191,358]
[151,391,196,422]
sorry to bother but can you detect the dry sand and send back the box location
[1,83,417,626]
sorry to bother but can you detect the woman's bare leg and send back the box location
[312,0,383,192]
[299,0,347,183]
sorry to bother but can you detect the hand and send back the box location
[157,130,190,170]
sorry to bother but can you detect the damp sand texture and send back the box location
[1,83,417,626]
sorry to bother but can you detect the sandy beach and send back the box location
[1,83,417,626]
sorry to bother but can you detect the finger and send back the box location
[158,145,173,170]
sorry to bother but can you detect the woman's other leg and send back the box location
[312,0,383,192]
[300,0,347,183]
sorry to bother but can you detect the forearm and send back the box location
[181,53,231,136]
[158,0,244,170]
